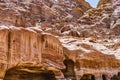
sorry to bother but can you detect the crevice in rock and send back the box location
[62,59,76,80]
[4,66,56,80]
[7,30,11,68]
[80,74,95,80]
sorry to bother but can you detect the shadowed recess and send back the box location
[80,74,95,80]
[102,74,107,80]
[4,66,56,80]
[62,59,76,80]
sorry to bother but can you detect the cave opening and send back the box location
[62,59,76,80]
[4,67,56,80]
[102,74,107,80]
[80,74,95,80]
[91,75,95,80]
[111,72,120,80]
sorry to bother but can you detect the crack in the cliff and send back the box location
[7,30,11,68]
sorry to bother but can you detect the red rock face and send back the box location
[97,0,112,7]
[0,27,64,79]
[0,0,92,27]
[0,0,120,80]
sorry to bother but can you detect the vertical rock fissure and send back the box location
[7,30,11,68]
[29,33,31,61]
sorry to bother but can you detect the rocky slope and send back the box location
[0,0,120,80]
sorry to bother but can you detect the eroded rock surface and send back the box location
[0,26,64,79]
[0,0,92,27]
[0,0,120,80]
[4,66,56,80]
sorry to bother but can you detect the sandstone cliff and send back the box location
[0,26,64,79]
[0,0,92,27]
[97,0,112,7]
[0,0,120,80]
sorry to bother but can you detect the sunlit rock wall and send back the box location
[0,26,64,79]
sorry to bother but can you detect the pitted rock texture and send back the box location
[0,0,91,27]
[0,0,120,80]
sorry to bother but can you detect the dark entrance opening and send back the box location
[111,72,120,80]
[102,74,107,80]
[4,66,56,80]
[91,75,95,80]
[62,59,76,80]
[80,74,95,80]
